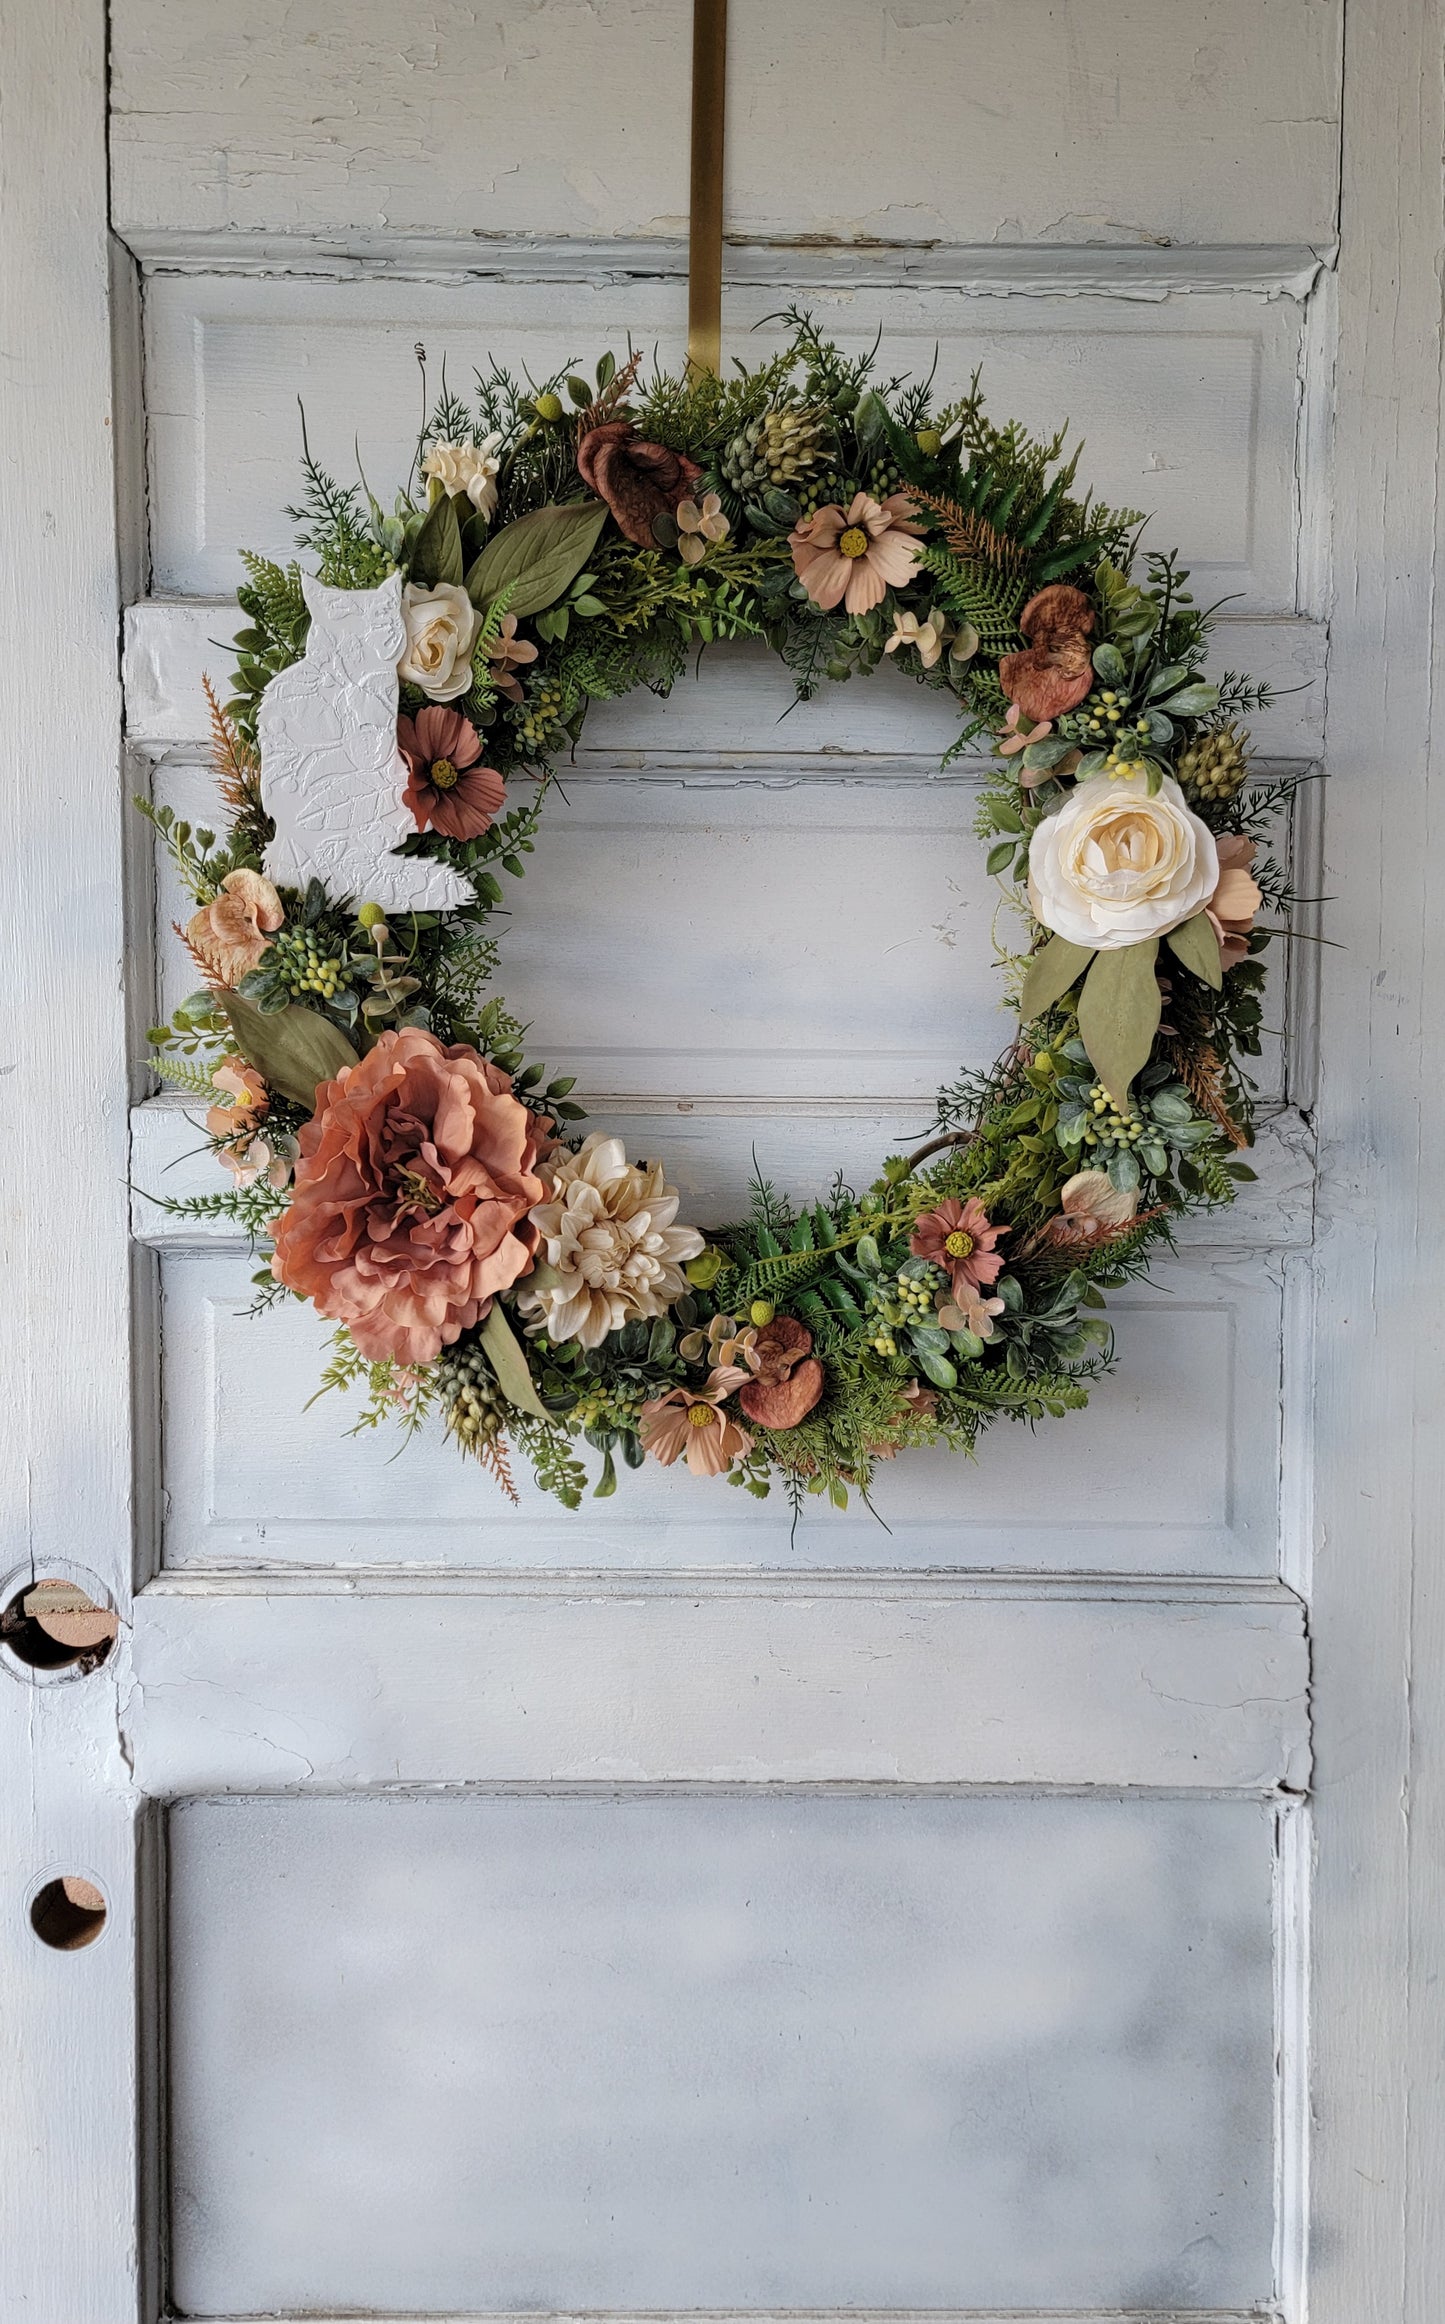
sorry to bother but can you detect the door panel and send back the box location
[168,1792,1276,2317]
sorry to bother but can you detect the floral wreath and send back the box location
[143,315,1295,1515]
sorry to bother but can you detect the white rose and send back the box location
[397,581,481,702]
[421,433,503,519]
[1027,770,1220,950]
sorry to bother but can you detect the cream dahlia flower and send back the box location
[516,1133,705,1349]
[1027,770,1219,950]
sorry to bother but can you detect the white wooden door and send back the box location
[4,4,1443,2319]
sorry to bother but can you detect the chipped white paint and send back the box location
[260,568,471,912]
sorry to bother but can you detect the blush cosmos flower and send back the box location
[398,706,506,842]
[638,1367,753,1478]
[270,1027,548,1365]
[788,491,923,616]
[910,1196,1008,1296]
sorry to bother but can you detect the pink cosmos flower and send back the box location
[1206,834,1263,971]
[788,492,923,616]
[638,1366,752,1478]
[910,1195,1008,1296]
[398,706,506,843]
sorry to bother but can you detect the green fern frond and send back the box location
[917,543,1025,654]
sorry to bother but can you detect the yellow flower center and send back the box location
[396,1167,444,1213]
[687,1403,716,1429]
[838,525,870,559]
[430,757,460,791]
[944,1229,975,1259]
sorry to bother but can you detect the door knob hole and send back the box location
[30,1876,108,1951]
[1,1579,117,1672]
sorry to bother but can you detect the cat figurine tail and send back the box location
[260,569,473,915]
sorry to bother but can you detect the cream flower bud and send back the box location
[1027,770,1220,950]
[421,433,504,518]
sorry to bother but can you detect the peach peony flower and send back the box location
[185,869,284,987]
[789,491,923,616]
[1206,834,1263,971]
[482,612,539,703]
[910,1196,1008,1296]
[998,584,1096,723]
[638,1366,753,1478]
[270,1027,548,1365]
[398,706,506,842]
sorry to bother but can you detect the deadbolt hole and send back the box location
[30,1877,108,1951]
[1,1580,116,1672]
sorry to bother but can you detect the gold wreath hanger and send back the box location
[688,0,728,373]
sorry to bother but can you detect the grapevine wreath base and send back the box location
[143,318,1295,1515]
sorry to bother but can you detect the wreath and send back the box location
[142,315,1295,1514]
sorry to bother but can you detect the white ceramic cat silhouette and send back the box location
[260,570,472,914]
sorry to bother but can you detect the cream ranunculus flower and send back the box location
[1027,770,1220,950]
[398,581,482,702]
[421,433,504,518]
[516,1132,705,1349]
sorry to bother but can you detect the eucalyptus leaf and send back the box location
[1022,734,1074,771]
[216,991,359,1111]
[1165,910,1224,990]
[408,491,465,589]
[1076,939,1162,1110]
[479,1302,551,1419]
[1155,681,1219,717]
[918,1349,959,1390]
[1019,932,1097,1022]
[1147,663,1190,699]
[464,499,608,617]
[1092,643,1128,686]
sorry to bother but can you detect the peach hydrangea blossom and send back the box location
[676,492,730,564]
[205,1058,293,1190]
[270,1028,548,1366]
[185,869,284,987]
[788,491,923,616]
[638,1367,753,1478]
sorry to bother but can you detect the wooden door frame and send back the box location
[2,1,1443,2316]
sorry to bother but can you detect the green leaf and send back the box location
[1076,939,1162,1110]
[479,1303,550,1419]
[1019,933,1097,1022]
[1092,643,1128,686]
[918,1348,959,1390]
[1147,663,1190,699]
[986,839,1019,877]
[1154,681,1219,717]
[464,500,609,618]
[215,991,359,1111]
[408,491,465,589]
[1165,910,1223,991]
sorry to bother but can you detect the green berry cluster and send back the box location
[515,675,571,756]
[269,925,351,1004]
[1082,1082,1147,1150]
[437,1339,509,1452]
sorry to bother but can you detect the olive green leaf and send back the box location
[1076,939,1162,1110]
[1165,909,1223,990]
[408,490,466,590]
[464,500,609,618]
[479,1301,551,1419]
[216,991,359,1111]
[1019,933,1097,1022]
